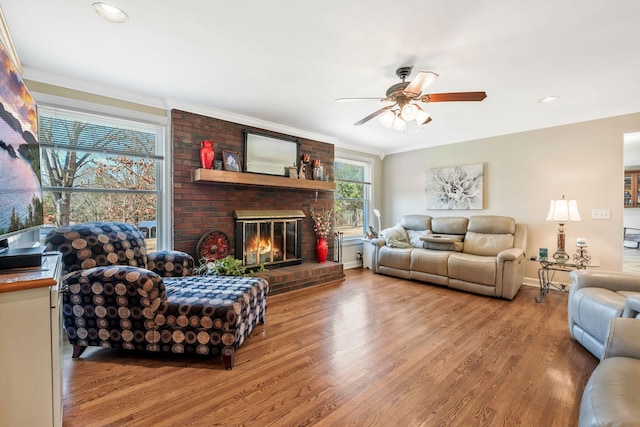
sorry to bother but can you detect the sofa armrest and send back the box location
[602,317,640,360]
[569,270,640,294]
[370,238,385,248]
[147,250,194,277]
[496,247,524,262]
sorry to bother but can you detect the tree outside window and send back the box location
[334,159,370,238]
[38,106,162,249]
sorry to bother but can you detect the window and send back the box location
[38,105,164,250]
[334,158,371,238]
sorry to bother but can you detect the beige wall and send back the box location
[381,113,640,284]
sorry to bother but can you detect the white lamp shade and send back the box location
[415,109,431,126]
[391,114,406,131]
[546,198,581,222]
[378,110,395,128]
[400,104,419,121]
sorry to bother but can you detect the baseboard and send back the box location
[343,260,362,270]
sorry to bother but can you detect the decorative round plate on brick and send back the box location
[196,231,230,262]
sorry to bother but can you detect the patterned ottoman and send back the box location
[157,275,268,369]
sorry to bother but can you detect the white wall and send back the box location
[381,113,640,284]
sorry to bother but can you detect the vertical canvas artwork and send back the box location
[425,164,483,210]
[0,39,42,236]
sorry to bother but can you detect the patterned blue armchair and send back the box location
[45,222,268,369]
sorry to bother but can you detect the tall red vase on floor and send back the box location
[316,236,328,263]
[200,140,215,169]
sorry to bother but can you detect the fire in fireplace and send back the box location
[235,210,305,268]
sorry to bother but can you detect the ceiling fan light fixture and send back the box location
[400,103,419,121]
[378,110,396,128]
[415,109,431,126]
[93,2,128,23]
[391,113,406,131]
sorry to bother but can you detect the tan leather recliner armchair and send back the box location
[579,296,640,426]
[568,270,640,359]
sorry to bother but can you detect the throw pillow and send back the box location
[381,224,412,248]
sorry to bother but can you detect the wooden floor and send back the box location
[62,269,598,426]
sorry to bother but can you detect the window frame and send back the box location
[333,155,372,241]
[33,93,170,249]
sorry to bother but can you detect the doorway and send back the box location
[623,132,640,272]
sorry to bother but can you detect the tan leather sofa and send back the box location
[579,296,640,426]
[568,270,640,359]
[370,215,527,300]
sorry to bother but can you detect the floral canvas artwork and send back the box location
[425,164,483,210]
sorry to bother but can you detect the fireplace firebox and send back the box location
[235,210,305,268]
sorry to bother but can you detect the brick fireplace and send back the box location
[171,109,336,269]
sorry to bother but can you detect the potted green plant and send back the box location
[194,255,264,277]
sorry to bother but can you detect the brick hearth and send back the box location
[255,262,344,295]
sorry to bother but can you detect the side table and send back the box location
[362,238,375,270]
[534,257,597,303]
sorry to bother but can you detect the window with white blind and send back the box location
[38,105,165,250]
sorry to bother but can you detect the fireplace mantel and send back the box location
[192,168,335,191]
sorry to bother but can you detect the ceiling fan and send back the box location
[336,66,487,130]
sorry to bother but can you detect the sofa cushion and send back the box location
[410,249,451,276]
[467,215,516,234]
[379,246,413,270]
[407,229,432,248]
[400,215,431,231]
[448,253,496,286]
[381,224,412,248]
[431,217,469,235]
[463,232,514,256]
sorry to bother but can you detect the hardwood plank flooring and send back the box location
[62,269,598,426]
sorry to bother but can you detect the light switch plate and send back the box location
[591,209,610,220]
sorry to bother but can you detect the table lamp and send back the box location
[546,195,581,262]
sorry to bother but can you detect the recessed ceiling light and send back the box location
[539,96,559,104]
[93,2,128,23]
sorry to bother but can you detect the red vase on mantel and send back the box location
[316,236,328,263]
[200,140,215,169]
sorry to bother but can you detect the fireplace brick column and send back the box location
[171,109,335,264]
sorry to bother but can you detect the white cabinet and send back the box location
[0,253,62,427]
[362,238,375,270]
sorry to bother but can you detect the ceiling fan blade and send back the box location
[403,71,439,96]
[354,104,395,126]
[335,97,387,102]
[421,92,487,103]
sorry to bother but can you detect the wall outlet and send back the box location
[356,251,362,260]
[591,209,610,220]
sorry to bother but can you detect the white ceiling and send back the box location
[3,1,640,156]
